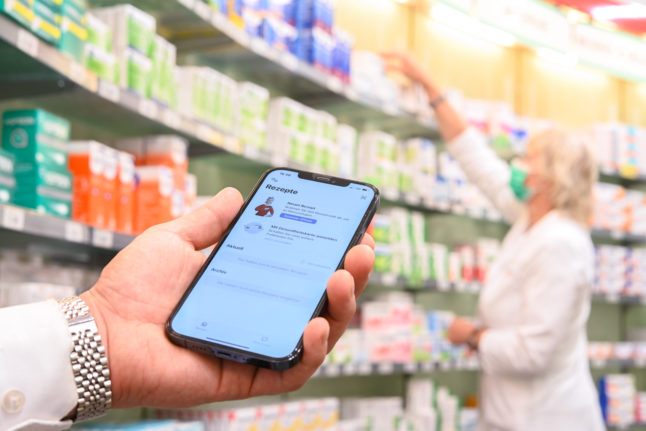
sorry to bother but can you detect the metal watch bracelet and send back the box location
[57,296,112,422]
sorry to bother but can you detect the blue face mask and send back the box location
[509,163,532,202]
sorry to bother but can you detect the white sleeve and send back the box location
[1,300,77,431]
[447,128,522,223]
[478,235,590,377]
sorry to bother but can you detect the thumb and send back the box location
[166,187,244,250]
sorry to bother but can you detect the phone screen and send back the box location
[170,169,376,360]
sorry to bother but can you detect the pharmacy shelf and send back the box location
[370,273,646,306]
[313,360,480,379]
[0,14,238,156]
[590,229,646,244]
[312,358,646,379]
[0,203,134,252]
[87,0,439,139]
[600,166,646,184]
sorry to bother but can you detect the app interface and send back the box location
[172,170,375,359]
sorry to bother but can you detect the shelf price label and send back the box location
[324,364,341,377]
[421,362,434,373]
[404,193,421,206]
[98,80,120,103]
[16,29,38,57]
[2,206,25,231]
[194,1,211,19]
[357,363,372,375]
[381,273,397,287]
[93,229,114,249]
[211,12,227,28]
[403,362,418,374]
[138,99,159,120]
[591,359,607,369]
[326,76,343,94]
[344,363,357,376]
[280,53,299,72]
[243,145,260,160]
[65,221,86,243]
[344,87,358,101]
[377,362,394,375]
[162,109,182,130]
[177,0,196,9]
[610,230,624,240]
[223,136,240,154]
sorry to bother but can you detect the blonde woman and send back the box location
[384,52,605,431]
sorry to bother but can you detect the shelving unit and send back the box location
[0,203,133,252]
[312,358,646,380]
[2,0,646,429]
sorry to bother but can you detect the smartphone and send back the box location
[166,168,379,370]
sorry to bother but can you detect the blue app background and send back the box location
[172,170,375,359]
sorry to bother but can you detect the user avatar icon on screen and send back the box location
[255,197,275,217]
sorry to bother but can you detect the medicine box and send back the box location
[2,109,69,169]
[68,140,106,228]
[32,0,61,44]
[1,0,35,30]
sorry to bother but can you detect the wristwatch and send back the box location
[57,296,112,422]
[466,327,485,351]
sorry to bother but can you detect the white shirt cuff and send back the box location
[0,300,78,430]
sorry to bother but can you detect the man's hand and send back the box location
[80,187,375,409]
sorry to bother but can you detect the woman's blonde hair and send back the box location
[532,128,598,225]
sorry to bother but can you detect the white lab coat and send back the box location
[448,128,605,431]
[0,300,76,431]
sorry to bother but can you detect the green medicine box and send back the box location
[58,2,87,63]
[2,109,69,169]
[13,192,72,218]
[12,164,73,218]
[14,164,73,194]
[33,0,61,44]
[1,0,35,29]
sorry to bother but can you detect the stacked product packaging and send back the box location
[0,107,197,233]
[594,123,646,178]
[114,135,196,234]
[588,342,646,364]
[178,67,243,136]
[0,0,88,58]
[229,0,353,82]
[75,421,204,431]
[592,183,646,235]
[156,399,340,431]
[368,208,500,287]
[599,374,637,428]
[0,250,101,308]
[593,245,646,298]
[1,109,73,218]
[405,378,478,431]
[155,383,476,431]
[93,5,177,106]
[266,97,344,174]
[327,292,477,368]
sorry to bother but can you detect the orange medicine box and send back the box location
[102,146,119,232]
[68,141,106,228]
[117,151,135,234]
[143,136,188,190]
[134,166,173,233]
[115,135,188,190]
